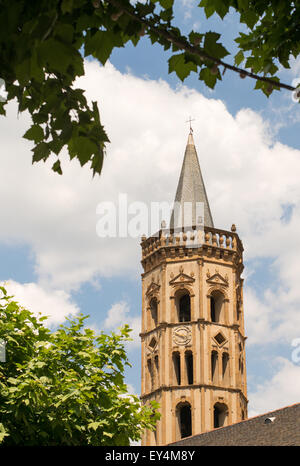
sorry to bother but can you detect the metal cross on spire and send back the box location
[186,116,195,133]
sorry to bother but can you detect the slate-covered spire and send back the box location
[170,129,214,229]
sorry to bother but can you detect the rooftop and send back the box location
[169,403,300,446]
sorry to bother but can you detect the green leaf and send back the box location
[204,31,229,60]
[85,30,124,65]
[240,9,259,29]
[32,142,51,163]
[32,112,48,125]
[0,424,8,443]
[0,102,6,116]
[29,48,45,83]
[214,0,230,19]
[189,31,204,46]
[54,23,74,44]
[15,59,31,86]
[168,53,197,81]
[61,0,73,14]
[199,0,216,18]
[200,0,230,19]
[90,151,104,176]
[159,0,174,8]
[237,0,248,10]
[88,421,102,430]
[36,361,46,368]
[234,50,244,66]
[38,38,83,75]
[160,8,173,22]
[68,136,98,166]
[199,67,218,89]
[23,125,44,144]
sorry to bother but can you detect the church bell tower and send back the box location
[140,129,248,446]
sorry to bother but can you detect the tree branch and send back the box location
[105,0,296,92]
[42,11,58,42]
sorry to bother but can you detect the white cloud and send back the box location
[179,0,194,20]
[287,56,300,78]
[248,357,300,417]
[104,301,130,329]
[2,280,79,326]
[243,288,273,346]
[125,383,138,397]
[104,300,141,348]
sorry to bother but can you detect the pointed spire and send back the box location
[170,129,214,229]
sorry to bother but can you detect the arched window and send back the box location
[236,302,240,321]
[177,402,192,439]
[213,402,228,428]
[210,290,224,323]
[210,296,216,322]
[211,351,218,384]
[150,297,158,327]
[154,355,159,388]
[185,350,193,385]
[147,359,154,391]
[222,352,229,384]
[173,351,181,385]
[177,293,191,322]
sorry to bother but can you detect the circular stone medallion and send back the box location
[173,326,192,346]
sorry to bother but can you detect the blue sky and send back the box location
[1,0,300,419]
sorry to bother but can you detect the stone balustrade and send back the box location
[141,225,243,259]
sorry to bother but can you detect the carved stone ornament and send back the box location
[169,270,195,287]
[148,335,158,351]
[206,271,229,287]
[172,326,192,346]
[146,280,160,297]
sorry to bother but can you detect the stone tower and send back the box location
[140,130,248,446]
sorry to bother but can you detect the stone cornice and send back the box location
[140,319,246,341]
[141,383,248,404]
